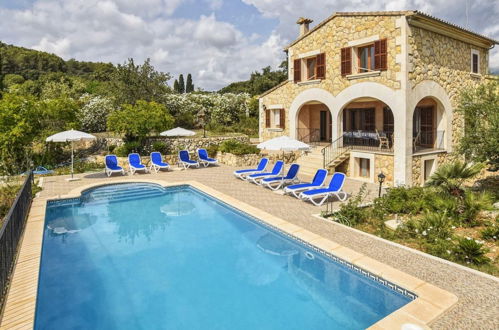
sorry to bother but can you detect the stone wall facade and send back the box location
[260,14,403,140]
[408,26,489,147]
[375,154,395,186]
[259,11,495,186]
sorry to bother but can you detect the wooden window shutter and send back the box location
[341,47,352,76]
[265,109,270,128]
[279,109,285,129]
[316,53,326,79]
[293,59,301,83]
[374,39,387,70]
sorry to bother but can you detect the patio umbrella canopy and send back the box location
[257,136,310,152]
[46,129,96,180]
[160,127,196,137]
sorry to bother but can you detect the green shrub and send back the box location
[457,191,492,227]
[218,139,259,155]
[206,144,219,158]
[481,222,499,241]
[404,212,453,243]
[108,145,117,153]
[0,184,22,220]
[453,237,490,265]
[115,141,141,157]
[373,186,436,216]
[333,184,368,226]
[151,141,170,155]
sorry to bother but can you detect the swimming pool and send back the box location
[36,183,413,329]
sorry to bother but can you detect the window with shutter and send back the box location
[293,59,301,82]
[374,39,387,71]
[341,47,352,76]
[265,109,270,128]
[316,53,326,79]
[279,109,285,129]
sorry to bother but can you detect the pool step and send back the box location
[83,184,167,204]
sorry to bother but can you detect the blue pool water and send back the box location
[36,183,411,329]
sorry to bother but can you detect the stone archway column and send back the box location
[385,90,411,186]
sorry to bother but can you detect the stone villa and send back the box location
[258,11,497,186]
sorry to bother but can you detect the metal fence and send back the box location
[0,172,33,310]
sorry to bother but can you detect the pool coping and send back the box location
[0,178,458,329]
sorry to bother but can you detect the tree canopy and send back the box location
[219,60,287,96]
[457,79,499,169]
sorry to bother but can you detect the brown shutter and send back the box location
[265,109,270,128]
[341,47,352,76]
[374,39,387,70]
[293,59,301,83]
[316,53,326,79]
[279,109,285,129]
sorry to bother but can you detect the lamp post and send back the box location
[377,172,386,197]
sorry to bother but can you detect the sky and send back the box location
[0,0,497,91]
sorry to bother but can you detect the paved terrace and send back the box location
[4,165,499,329]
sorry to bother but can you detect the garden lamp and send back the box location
[377,172,386,197]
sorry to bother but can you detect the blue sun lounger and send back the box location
[150,152,170,173]
[128,153,148,175]
[247,161,284,184]
[105,155,125,177]
[197,148,218,167]
[284,168,328,198]
[32,166,54,175]
[300,172,347,206]
[260,163,300,190]
[233,158,268,179]
[178,150,199,169]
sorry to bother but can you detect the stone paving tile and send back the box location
[36,166,499,329]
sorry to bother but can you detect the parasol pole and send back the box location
[71,140,74,179]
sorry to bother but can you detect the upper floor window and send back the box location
[471,49,480,74]
[306,57,317,79]
[358,44,375,73]
[293,53,325,83]
[341,39,387,76]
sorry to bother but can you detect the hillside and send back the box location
[0,42,115,82]
[218,60,287,96]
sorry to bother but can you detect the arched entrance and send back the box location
[412,97,447,152]
[337,97,394,151]
[296,101,332,144]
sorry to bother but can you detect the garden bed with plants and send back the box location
[323,162,499,276]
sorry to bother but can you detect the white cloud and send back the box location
[0,0,497,91]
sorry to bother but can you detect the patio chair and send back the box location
[233,158,269,180]
[197,148,218,167]
[128,153,148,175]
[150,152,170,173]
[247,161,284,184]
[105,155,125,177]
[284,168,328,198]
[260,164,300,190]
[376,129,390,150]
[299,172,347,206]
[178,150,199,169]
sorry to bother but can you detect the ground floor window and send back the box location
[423,159,435,182]
[359,158,370,178]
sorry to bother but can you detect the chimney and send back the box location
[296,17,313,36]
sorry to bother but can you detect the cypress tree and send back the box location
[178,74,185,94]
[173,79,179,93]
[186,73,194,93]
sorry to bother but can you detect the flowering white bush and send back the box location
[78,94,115,132]
[162,92,251,126]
